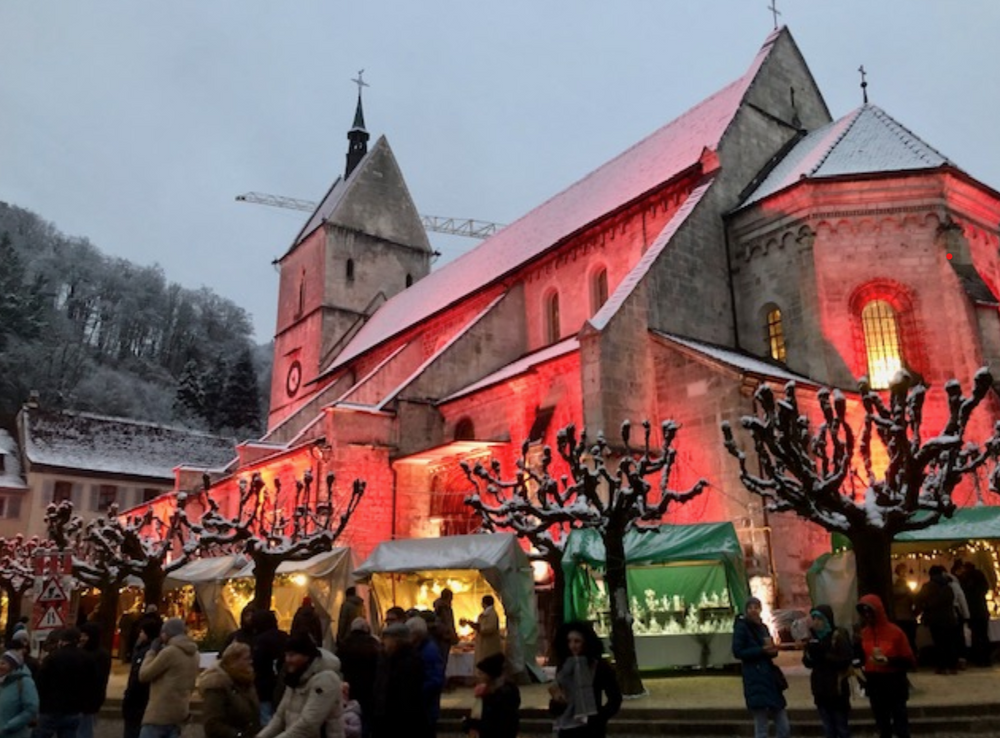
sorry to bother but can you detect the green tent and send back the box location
[562,522,750,622]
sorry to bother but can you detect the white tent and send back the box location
[166,549,354,650]
[354,533,541,680]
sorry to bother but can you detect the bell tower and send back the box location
[268,80,433,430]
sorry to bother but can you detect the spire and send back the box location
[345,70,370,179]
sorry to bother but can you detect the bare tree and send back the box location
[465,420,707,697]
[0,536,40,639]
[722,369,998,609]
[198,470,366,610]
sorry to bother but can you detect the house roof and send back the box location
[652,331,818,386]
[0,429,28,491]
[20,408,236,482]
[741,104,953,207]
[323,30,785,374]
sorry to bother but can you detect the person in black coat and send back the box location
[121,618,162,738]
[290,597,324,648]
[339,618,380,738]
[78,622,112,738]
[803,605,853,738]
[371,624,430,738]
[223,604,258,651]
[916,565,958,673]
[549,621,621,738]
[733,597,789,738]
[251,609,289,726]
[961,562,992,667]
[462,652,520,738]
[33,628,95,738]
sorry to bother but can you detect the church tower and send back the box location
[268,85,433,429]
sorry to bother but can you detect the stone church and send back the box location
[179,26,1000,607]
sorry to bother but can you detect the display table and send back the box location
[446,648,477,679]
[603,632,735,669]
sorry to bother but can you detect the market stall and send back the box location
[165,548,354,650]
[562,522,750,669]
[353,533,541,681]
[809,506,1000,635]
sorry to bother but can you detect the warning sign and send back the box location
[37,578,67,604]
[35,605,65,630]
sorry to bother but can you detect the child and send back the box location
[342,680,363,738]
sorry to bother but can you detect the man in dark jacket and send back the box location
[122,618,162,738]
[78,622,112,738]
[251,609,288,726]
[337,588,365,649]
[961,562,992,666]
[372,624,430,738]
[338,618,379,738]
[916,565,958,673]
[32,627,95,738]
[802,605,853,738]
[407,616,445,735]
[290,597,324,648]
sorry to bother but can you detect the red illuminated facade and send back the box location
[149,28,1000,608]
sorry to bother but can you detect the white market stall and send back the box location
[354,533,542,680]
[166,548,354,650]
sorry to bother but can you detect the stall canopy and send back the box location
[353,533,541,680]
[562,522,751,621]
[166,549,353,649]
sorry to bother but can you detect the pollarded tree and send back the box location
[722,368,999,610]
[465,420,707,698]
[198,470,366,610]
[0,536,41,639]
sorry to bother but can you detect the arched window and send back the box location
[861,299,904,389]
[545,291,561,344]
[591,268,609,314]
[405,273,413,288]
[454,417,475,441]
[765,307,786,363]
[346,259,355,282]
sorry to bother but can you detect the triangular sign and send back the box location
[37,578,67,603]
[35,606,64,630]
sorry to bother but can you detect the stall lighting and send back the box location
[291,574,309,588]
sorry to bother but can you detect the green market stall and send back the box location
[562,522,750,669]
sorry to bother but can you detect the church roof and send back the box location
[652,331,817,386]
[19,408,236,481]
[325,30,786,373]
[741,104,953,206]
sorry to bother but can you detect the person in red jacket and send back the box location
[856,594,916,738]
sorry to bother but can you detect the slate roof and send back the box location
[323,30,785,374]
[0,429,28,491]
[742,104,953,206]
[20,409,236,481]
[652,331,817,386]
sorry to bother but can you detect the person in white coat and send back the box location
[257,634,343,738]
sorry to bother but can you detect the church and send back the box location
[172,26,1000,608]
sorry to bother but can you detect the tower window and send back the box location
[545,291,561,344]
[861,299,904,389]
[766,308,786,363]
[296,270,305,318]
[346,259,355,282]
[591,268,609,314]
[405,274,413,288]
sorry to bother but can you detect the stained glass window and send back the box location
[862,299,903,389]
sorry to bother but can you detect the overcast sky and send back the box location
[3,1,999,341]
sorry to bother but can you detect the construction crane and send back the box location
[236,191,504,240]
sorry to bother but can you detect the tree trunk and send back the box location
[545,554,566,665]
[96,584,120,651]
[850,528,895,612]
[603,528,644,697]
[252,555,280,611]
[142,564,165,612]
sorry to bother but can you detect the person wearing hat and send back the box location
[258,633,344,738]
[406,616,445,736]
[122,617,162,738]
[732,597,789,738]
[802,604,853,738]
[8,630,38,679]
[461,653,519,738]
[138,617,199,738]
[371,623,429,738]
[0,649,38,738]
[337,618,378,738]
[856,594,915,738]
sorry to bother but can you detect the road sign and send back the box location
[37,578,67,604]
[34,605,65,630]
[31,550,74,633]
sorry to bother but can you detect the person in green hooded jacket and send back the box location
[0,649,39,738]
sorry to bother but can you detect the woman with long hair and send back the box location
[548,621,621,738]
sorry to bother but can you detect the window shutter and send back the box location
[71,483,83,508]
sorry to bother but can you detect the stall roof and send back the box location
[354,533,528,576]
[895,506,1000,543]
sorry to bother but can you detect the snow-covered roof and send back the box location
[741,104,953,207]
[652,331,818,385]
[439,337,580,404]
[324,30,784,374]
[0,429,28,491]
[21,408,236,482]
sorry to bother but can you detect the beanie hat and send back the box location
[285,632,320,659]
[350,617,371,634]
[745,596,762,613]
[11,630,29,646]
[476,652,505,679]
[161,617,186,640]
[1,650,22,669]
[382,623,411,640]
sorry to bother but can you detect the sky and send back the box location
[3,1,999,341]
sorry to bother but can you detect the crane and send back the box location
[236,191,504,240]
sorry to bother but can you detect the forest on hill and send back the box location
[0,201,271,436]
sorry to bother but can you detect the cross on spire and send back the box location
[858,64,869,104]
[352,69,369,96]
[767,0,781,30]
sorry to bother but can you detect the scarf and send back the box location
[558,655,598,723]
[810,609,832,640]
